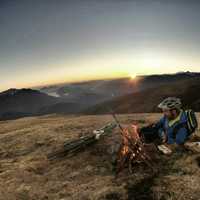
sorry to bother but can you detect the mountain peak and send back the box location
[0,88,18,96]
[0,88,42,96]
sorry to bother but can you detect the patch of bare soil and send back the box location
[0,113,199,200]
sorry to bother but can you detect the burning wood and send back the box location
[116,124,154,174]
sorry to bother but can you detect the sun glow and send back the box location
[130,74,137,79]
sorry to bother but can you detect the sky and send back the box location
[0,0,200,91]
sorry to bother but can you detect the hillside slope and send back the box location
[38,72,200,109]
[0,114,199,200]
[0,89,60,120]
[84,78,200,114]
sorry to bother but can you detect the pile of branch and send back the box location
[116,124,154,174]
[47,122,117,160]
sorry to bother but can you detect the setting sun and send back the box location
[130,74,137,79]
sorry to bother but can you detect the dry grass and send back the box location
[0,113,199,200]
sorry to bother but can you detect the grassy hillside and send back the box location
[0,114,199,200]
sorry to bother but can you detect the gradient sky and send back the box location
[1,0,200,91]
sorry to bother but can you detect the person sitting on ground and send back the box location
[140,97,198,146]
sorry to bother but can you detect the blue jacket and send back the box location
[155,110,189,144]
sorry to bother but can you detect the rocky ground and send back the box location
[0,113,199,200]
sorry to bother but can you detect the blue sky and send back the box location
[0,0,200,91]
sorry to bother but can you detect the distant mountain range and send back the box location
[84,76,200,114]
[38,71,200,98]
[0,71,200,120]
[0,88,61,120]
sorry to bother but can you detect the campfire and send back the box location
[116,124,154,174]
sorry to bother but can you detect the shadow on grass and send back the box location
[125,152,186,200]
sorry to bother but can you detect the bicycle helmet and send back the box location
[158,97,182,110]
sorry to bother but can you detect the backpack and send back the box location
[185,109,198,135]
[173,109,198,138]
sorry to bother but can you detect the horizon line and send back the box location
[1,70,200,92]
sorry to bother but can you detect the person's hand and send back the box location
[161,132,167,143]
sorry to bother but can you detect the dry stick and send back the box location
[128,138,154,171]
[111,112,154,173]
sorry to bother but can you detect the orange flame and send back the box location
[120,125,140,156]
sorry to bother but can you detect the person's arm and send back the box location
[153,116,168,143]
[175,127,188,144]
[138,116,166,143]
[153,116,165,129]
[154,116,165,132]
